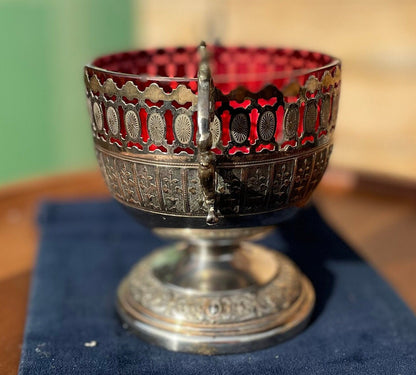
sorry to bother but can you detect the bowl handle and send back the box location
[197,42,218,225]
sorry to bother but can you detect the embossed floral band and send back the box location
[84,44,341,354]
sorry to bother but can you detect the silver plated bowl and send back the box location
[84,43,341,354]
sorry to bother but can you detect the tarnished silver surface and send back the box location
[84,44,341,354]
[95,143,332,225]
[117,238,315,355]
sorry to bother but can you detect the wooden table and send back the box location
[1,169,415,374]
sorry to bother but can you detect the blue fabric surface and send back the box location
[18,200,416,375]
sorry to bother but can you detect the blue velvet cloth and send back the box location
[18,200,416,374]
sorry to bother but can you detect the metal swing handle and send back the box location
[197,42,218,225]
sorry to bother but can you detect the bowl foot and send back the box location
[117,236,314,355]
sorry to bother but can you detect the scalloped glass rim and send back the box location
[85,47,341,84]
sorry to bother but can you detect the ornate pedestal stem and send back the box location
[117,228,315,354]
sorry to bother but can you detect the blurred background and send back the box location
[1,3,416,371]
[0,0,415,185]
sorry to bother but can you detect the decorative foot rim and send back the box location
[116,245,315,355]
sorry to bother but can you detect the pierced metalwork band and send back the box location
[85,68,340,158]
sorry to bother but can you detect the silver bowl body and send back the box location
[84,45,341,354]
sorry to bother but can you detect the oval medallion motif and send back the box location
[258,111,276,141]
[283,104,298,139]
[87,98,94,130]
[174,114,192,144]
[148,113,165,144]
[210,115,221,147]
[107,106,119,135]
[230,113,250,144]
[125,110,141,139]
[320,94,331,130]
[93,102,103,131]
[331,93,340,126]
[304,100,317,134]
